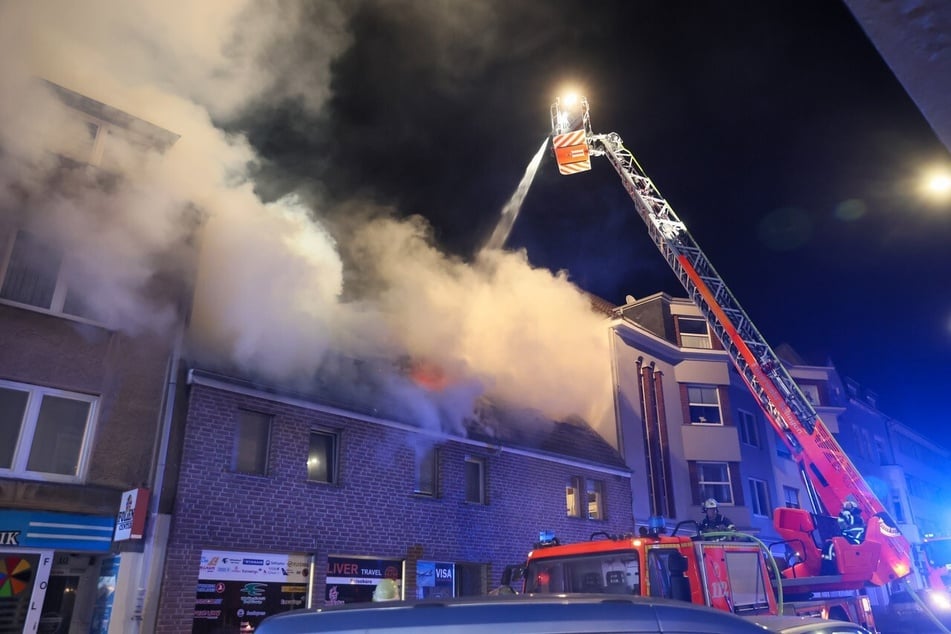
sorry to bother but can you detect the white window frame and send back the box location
[464,456,485,504]
[749,478,770,517]
[0,379,98,483]
[737,409,759,447]
[799,383,821,406]
[696,461,734,505]
[687,385,722,425]
[677,316,712,349]
[0,230,99,323]
[783,486,800,509]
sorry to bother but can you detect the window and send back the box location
[737,409,759,447]
[465,456,485,504]
[749,479,770,517]
[695,462,733,504]
[0,380,98,481]
[874,436,888,465]
[686,385,722,424]
[307,430,337,483]
[566,476,582,517]
[586,479,605,520]
[891,491,905,523]
[677,317,712,349]
[783,486,800,509]
[567,476,605,519]
[799,383,821,406]
[414,446,438,496]
[232,410,271,475]
[776,444,792,460]
[0,230,94,319]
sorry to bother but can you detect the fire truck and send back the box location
[514,94,925,630]
[510,526,877,627]
[919,536,951,592]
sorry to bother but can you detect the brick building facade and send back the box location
[0,81,186,633]
[155,369,632,633]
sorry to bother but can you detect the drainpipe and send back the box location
[132,323,184,634]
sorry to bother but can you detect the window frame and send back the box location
[749,478,770,517]
[783,486,801,510]
[0,379,99,483]
[464,456,486,504]
[686,385,723,425]
[798,383,821,406]
[0,229,98,322]
[566,476,583,517]
[695,461,734,505]
[585,478,605,520]
[307,429,339,484]
[676,316,713,349]
[231,409,272,476]
[414,446,439,496]
[737,409,759,447]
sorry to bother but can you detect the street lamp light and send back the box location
[921,166,951,202]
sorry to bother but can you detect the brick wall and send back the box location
[156,381,633,633]
[0,302,175,511]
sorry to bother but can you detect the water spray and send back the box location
[480,138,549,253]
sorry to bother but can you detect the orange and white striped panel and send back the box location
[552,131,591,175]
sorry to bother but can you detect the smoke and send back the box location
[0,0,616,444]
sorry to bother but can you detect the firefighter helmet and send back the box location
[842,500,859,512]
[703,498,719,510]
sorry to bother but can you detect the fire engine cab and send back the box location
[522,529,775,615]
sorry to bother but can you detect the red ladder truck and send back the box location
[519,94,921,629]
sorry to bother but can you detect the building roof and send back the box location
[42,79,179,151]
[189,358,628,472]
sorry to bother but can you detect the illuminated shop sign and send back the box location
[113,488,149,541]
[325,556,404,605]
[192,549,312,634]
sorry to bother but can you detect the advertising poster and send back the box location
[192,549,312,634]
[324,556,403,605]
[0,551,53,634]
[88,555,120,634]
[415,561,454,599]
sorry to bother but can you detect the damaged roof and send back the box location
[189,354,627,472]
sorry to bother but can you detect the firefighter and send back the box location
[699,498,735,534]
[372,578,401,602]
[837,500,866,545]
[822,501,867,572]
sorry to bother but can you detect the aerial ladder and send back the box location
[550,95,912,588]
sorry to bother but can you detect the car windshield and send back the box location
[524,552,640,595]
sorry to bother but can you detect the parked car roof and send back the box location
[745,614,872,634]
[256,593,770,633]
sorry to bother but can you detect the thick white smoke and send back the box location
[0,0,617,444]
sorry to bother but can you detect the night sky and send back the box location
[4,2,946,447]
[238,2,951,445]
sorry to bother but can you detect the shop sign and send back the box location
[0,550,54,633]
[192,549,312,634]
[0,510,113,552]
[325,556,403,605]
[113,488,149,541]
[416,561,454,599]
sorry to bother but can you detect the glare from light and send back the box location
[921,167,951,201]
[928,590,951,611]
[561,93,578,106]
[929,174,951,193]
